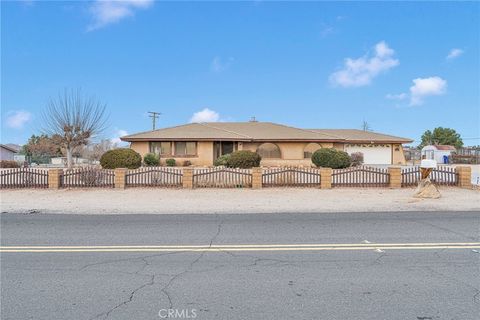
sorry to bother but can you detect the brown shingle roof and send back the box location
[121,122,412,143]
[307,129,413,143]
[121,122,342,142]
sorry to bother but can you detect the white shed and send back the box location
[421,145,456,164]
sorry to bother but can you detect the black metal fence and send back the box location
[332,166,390,187]
[401,166,458,187]
[61,168,114,188]
[193,167,252,188]
[0,168,48,189]
[262,167,321,187]
[126,167,183,188]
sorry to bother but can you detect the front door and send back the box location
[213,142,237,160]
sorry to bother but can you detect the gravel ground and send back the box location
[1,187,479,215]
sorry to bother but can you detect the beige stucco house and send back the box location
[121,122,412,166]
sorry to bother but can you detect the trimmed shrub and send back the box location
[311,148,351,169]
[213,154,231,166]
[349,152,364,167]
[100,148,141,169]
[0,160,20,168]
[143,153,160,166]
[226,150,261,169]
[165,158,176,167]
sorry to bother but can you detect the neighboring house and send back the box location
[121,122,412,166]
[421,145,456,164]
[0,144,19,161]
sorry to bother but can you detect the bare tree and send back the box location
[42,89,108,168]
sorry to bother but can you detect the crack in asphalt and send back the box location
[160,218,225,310]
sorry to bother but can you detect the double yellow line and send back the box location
[1,242,479,253]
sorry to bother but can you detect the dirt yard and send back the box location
[1,187,478,215]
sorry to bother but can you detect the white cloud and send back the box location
[211,56,234,73]
[446,48,464,60]
[111,129,128,145]
[5,110,32,129]
[386,93,407,100]
[87,0,153,31]
[409,76,447,106]
[329,41,399,87]
[190,108,220,123]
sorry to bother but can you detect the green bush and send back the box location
[311,148,351,169]
[213,154,231,166]
[226,150,261,169]
[0,160,20,168]
[100,148,141,169]
[143,153,160,166]
[165,158,176,167]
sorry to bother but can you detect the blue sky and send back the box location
[1,1,479,146]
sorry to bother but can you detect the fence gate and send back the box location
[262,167,321,187]
[61,168,114,188]
[0,168,49,189]
[332,166,389,187]
[401,166,458,187]
[126,167,183,188]
[193,167,252,188]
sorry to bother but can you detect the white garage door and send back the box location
[345,144,392,165]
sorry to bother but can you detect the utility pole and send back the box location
[148,111,161,130]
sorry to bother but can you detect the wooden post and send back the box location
[183,167,194,189]
[252,167,263,189]
[320,168,332,189]
[114,168,127,189]
[48,169,63,189]
[388,167,402,188]
[456,166,472,189]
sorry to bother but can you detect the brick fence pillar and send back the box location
[456,166,472,189]
[114,168,127,189]
[320,168,332,189]
[48,169,63,189]
[388,167,402,188]
[183,167,194,189]
[252,167,263,189]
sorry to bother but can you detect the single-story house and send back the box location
[421,145,456,164]
[121,122,412,166]
[0,144,19,161]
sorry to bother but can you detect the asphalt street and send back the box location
[1,211,479,320]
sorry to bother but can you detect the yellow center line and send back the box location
[0,243,479,253]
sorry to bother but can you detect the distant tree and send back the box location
[22,134,63,164]
[42,89,108,168]
[419,127,463,149]
[361,120,372,132]
[80,140,117,162]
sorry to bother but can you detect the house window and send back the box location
[256,143,281,159]
[304,143,322,158]
[174,142,197,156]
[150,142,172,155]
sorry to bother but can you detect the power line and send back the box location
[147,111,161,130]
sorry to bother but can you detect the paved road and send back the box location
[1,211,479,320]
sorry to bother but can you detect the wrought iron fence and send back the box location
[61,168,114,188]
[193,167,252,188]
[262,167,321,187]
[0,168,48,189]
[332,166,389,187]
[126,167,183,187]
[401,166,458,187]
